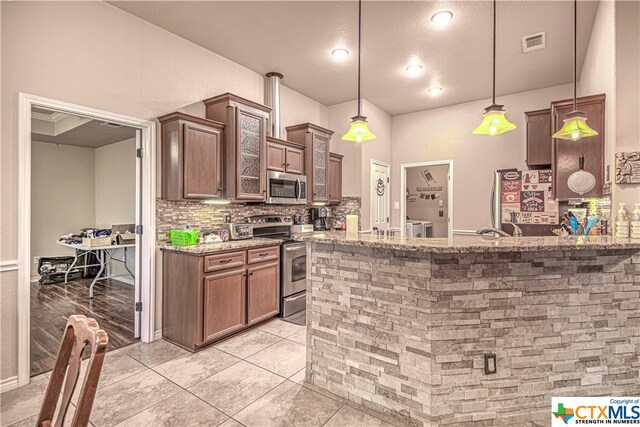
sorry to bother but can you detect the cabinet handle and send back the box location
[249,272,254,276]
[258,253,268,257]
[242,272,248,277]
[220,259,232,264]
[217,187,223,192]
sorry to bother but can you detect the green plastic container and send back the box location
[170,229,199,246]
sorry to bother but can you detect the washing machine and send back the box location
[405,221,423,238]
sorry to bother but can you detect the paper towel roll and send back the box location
[346,215,359,235]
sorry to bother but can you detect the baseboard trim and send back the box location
[154,329,163,341]
[0,376,19,393]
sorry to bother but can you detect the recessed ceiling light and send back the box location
[405,64,423,75]
[332,48,350,59]
[431,10,453,26]
[428,87,443,96]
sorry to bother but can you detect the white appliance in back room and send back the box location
[405,164,448,237]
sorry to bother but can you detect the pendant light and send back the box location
[342,0,376,143]
[553,0,598,141]
[567,155,596,195]
[472,0,516,136]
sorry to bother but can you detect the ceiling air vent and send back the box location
[100,122,123,128]
[522,32,546,53]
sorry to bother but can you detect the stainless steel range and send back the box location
[247,215,308,320]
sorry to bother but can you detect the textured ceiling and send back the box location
[108,0,599,115]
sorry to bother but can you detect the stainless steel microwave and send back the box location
[266,171,307,205]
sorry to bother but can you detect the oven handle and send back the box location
[284,243,306,251]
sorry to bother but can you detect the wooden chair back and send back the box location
[37,315,109,427]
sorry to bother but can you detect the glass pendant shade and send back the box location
[342,115,377,143]
[472,104,517,136]
[553,111,599,141]
[567,155,596,195]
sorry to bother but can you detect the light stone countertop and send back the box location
[158,238,281,255]
[292,231,640,253]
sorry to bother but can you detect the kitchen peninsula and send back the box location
[296,232,640,426]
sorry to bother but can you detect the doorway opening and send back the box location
[17,93,156,387]
[400,160,454,238]
[370,160,390,232]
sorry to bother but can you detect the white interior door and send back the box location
[371,161,390,231]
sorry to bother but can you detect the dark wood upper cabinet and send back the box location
[203,93,271,202]
[328,152,343,204]
[265,136,305,175]
[286,123,334,203]
[551,94,605,200]
[159,112,224,200]
[525,108,552,168]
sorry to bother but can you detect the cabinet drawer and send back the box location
[204,251,246,272]
[247,246,280,264]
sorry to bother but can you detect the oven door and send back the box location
[282,242,307,297]
[267,171,307,205]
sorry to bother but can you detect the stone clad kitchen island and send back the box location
[294,232,640,426]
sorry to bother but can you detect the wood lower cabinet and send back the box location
[203,93,271,202]
[162,244,280,351]
[525,108,552,168]
[551,94,605,200]
[328,152,343,204]
[203,268,246,342]
[159,112,225,200]
[286,123,334,203]
[266,137,305,175]
[247,262,280,325]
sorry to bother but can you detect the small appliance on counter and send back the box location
[292,224,314,233]
[218,223,253,240]
[310,207,330,231]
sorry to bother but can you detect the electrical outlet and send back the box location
[394,201,400,210]
[34,256,40,265]
[484,353,497,374]
[439,210,444,217]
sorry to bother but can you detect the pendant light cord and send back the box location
[357,0,362,116]
[573,0,577,111]
[492,0,496,105]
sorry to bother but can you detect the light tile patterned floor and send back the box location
[0,319,397,427]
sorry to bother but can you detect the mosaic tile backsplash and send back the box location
[156,197,361,242]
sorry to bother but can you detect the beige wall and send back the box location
[0,1,328,381]
[30,142,96,278]
[327,100,363,199]
[391,84,574,232]
[95,138,136,229]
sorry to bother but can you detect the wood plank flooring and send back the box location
[30,278,138,377]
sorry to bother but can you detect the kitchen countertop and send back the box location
[292,230,640,253]
[159,238,280,255]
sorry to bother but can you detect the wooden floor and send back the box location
[30,278,137,377]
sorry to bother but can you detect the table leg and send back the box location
[89,250,105,299]
[122,247,135,279]
[65,250,80,284]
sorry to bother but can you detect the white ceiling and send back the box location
[108,0,600,116]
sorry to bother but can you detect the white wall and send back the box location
[391,84,573,232]
[579,0,615,181]
[1,0,330,380]
[30,142,96,277]
[95,138,137,280]
[327,99,393,231]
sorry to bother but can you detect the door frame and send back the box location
[370,159,391,232]
[400,160,454,238]
[17,93,157,387]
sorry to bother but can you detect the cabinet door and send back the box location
[525,109,552,167]
[266,141,286,172]
[247,262,280,325]
[203,268,246,342]
[312,135,329,201]
[328,154,342,204]
[285,146,305,175]
[552,95,605,199]
[236,108,266,201]
[183,123,223,199]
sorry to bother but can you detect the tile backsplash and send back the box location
[156,197,361,242]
